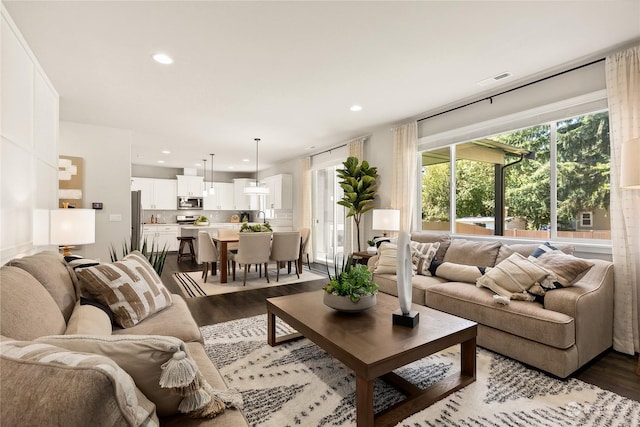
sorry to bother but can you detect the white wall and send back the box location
[1,7,59,264]
[59,122,132,262]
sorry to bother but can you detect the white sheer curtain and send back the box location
[606,44,640,354]
[299,157,313,262]
[345,137,365,254]
[391,121,418,232]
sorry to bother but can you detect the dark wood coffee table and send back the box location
[266,291,477,427]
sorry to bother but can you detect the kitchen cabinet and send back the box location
[131,178,177,210]
[262,174,293,210]
[233,178,259,210]
[177,175,204,197]
[203,182,234,210]
[142,224,180,251]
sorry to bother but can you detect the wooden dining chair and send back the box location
[270,231,301,281]
[230,232,272,285]
[196,230,218,282]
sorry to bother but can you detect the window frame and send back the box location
[417,92,611,252]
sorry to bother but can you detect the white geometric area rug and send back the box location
[201,315,640,427]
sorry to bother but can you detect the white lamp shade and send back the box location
[50,209,96,245]
[372,209,400,232]
[621,138,640,189]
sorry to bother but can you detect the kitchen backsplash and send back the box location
[142,209,293,226]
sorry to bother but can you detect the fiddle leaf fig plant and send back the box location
[336,156,378,251]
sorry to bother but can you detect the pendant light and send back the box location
[202,158,208,197]
[244,138,269,195]
[209,153,216,195]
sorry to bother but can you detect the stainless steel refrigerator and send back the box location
[131,190,142,249]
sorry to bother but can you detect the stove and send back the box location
[176,215,198,225]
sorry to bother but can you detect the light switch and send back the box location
[109,214,122,222]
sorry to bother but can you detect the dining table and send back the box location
[212,235,240,283]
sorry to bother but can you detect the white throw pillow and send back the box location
[373,243,397,274]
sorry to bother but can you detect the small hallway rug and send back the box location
[172,268,325,298]
[201,314,640,427]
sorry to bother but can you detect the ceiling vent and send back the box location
[477,71,513,86]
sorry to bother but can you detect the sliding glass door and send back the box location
[312,165,344,264]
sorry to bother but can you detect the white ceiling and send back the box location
[4,1,639,173]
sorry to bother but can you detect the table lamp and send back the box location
[50,208,96,256]
[372,209,400,237]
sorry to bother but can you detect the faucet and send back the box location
[257,211,266,224]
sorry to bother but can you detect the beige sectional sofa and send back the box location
[369,232,614,378]
[0,251,248,426]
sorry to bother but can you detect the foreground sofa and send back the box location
[369,232,614,378]
[0,251,248,426]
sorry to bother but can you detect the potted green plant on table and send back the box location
[194,215,209,226]
[336,156,378,252]
[323,254,379,312]
[239,221,272,232]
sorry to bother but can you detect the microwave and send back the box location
[177,197,203,210]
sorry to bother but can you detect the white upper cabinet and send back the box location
[203,182,234,210]
[177,175,204,197]
[132,177,177,210]
[263,174,293,209]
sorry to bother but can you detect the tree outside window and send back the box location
[421,111,611,240]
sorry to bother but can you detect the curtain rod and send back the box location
[417,57,606,123]
[310,143,348,158]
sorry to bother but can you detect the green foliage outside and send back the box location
[323,254,378,302]
[422,112,610,231]
[336,156,379,251]
[109,237,168,275]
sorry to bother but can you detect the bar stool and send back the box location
[177,236,196,262]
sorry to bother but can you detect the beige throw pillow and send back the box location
[373,243,397,274]
[65,299,112,335]
[36,334,242,418]
[76,251,172,328]
[533,251,594,287]
[476,253,551,302]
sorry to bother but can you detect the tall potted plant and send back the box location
[337,156,378,252]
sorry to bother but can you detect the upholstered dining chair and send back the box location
[270,231,301,281]
[196,231,218,282]
[298,227,311,273]
[230,232,272,286]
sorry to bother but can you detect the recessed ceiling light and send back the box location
[152,53,174,65]
[227,166,234,169]
[161,150,171,154]
[157,160,165,164]
[242,158,250,162]
[350,105,363,112]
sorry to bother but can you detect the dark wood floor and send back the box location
[161,253,640,403]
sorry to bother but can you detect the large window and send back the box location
[421,111,611,241]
